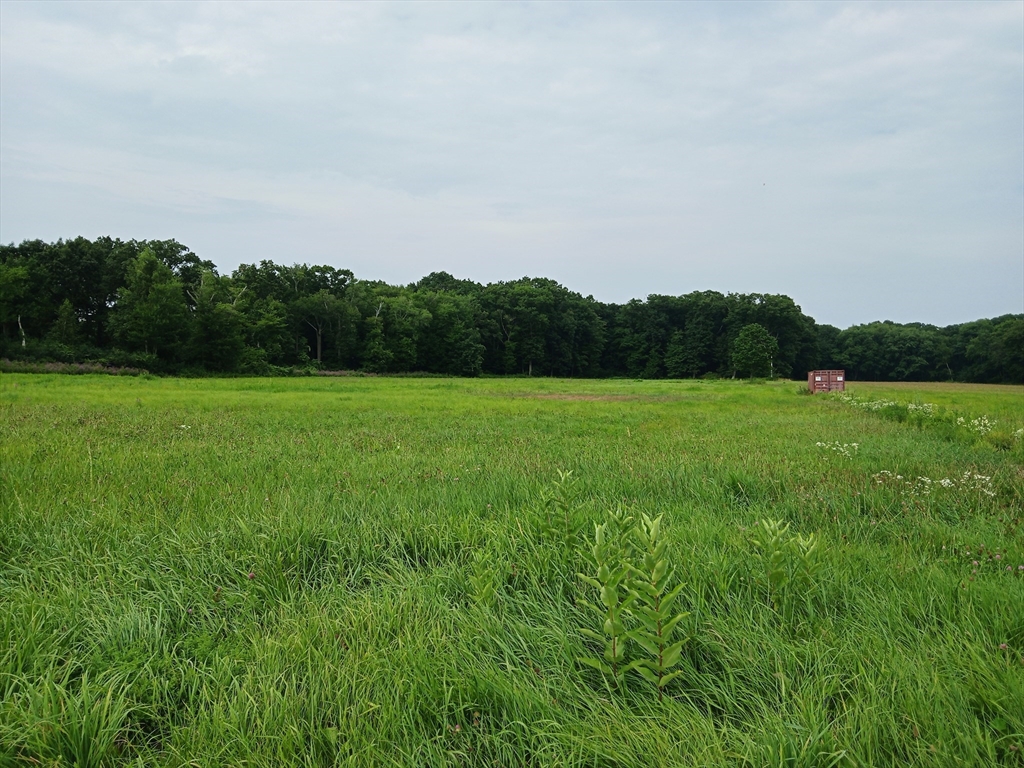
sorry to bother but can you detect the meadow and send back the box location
[1,374,1022,767]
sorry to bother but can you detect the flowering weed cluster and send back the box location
[834,392,913,413]
[873,470,996,498]
[815,441,859,459]
[960,544,1024,582]
[833,391,939,427]
[832,392,1019,450]
[956,415,996,435]
[834,392,937,416]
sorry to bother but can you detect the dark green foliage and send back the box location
[0,261,31,337]
[109,249,189,360]
[732,323,779,378]
[49,300,82,346]
[1,236,1020,382]
[185,272,246,371]
[236,296,291,366]
[663,330,688,379]
[820,316,1024,384]
[477,277,605,377]
[361,315,393,373]
[413,291,485,376]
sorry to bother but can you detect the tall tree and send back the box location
[0,261,30,347]
[109,249,189,359]
[293,290,345,365]
[732,323,779,378]
[49,300,82,346]
[185,271,245,371]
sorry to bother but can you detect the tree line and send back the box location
[1,236,1020,382]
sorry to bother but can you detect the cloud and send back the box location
[1,0,1021,327]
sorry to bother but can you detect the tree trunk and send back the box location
[305,319,324,362]
[18,314,26,348]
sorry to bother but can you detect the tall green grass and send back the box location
[2,374,1022,766]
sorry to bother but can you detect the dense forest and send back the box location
[1,236,1021,382]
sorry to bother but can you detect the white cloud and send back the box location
[1,0,1020,327]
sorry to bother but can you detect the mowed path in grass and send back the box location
[2,374,1022,766]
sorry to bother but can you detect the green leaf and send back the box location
[577,574,601,590]
[600,585,617,608]
[633,622,661,640]
[605,641,629,663]
[630,581,659,598]
[632,663,660,685]
[658,670,685,688]
[652,559,669,583]
[632,605,661,623]
[661,613,689,637]
[630,634,661,657]
[578,657,613,675]
[660,583,685,611]
[607,619,627,636]
[621,659,647,676]
[661,640,687,668]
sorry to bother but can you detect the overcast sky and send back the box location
[1,1,1021,328]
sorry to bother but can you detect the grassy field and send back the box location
[848,381,1024,426]
[1,374,1023,767]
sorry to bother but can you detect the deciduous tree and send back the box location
[732,323,779,378]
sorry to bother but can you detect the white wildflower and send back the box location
[816,441,859,459]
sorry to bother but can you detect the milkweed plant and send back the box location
[750,518,823,624]
[577,509,691,698]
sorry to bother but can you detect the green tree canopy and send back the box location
[109,249,189,359]
[732,323,779,378]
[3,235,1020,383]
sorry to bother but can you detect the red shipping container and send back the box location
[808,369,845,394]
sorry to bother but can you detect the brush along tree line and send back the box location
[1,236,1021,381]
